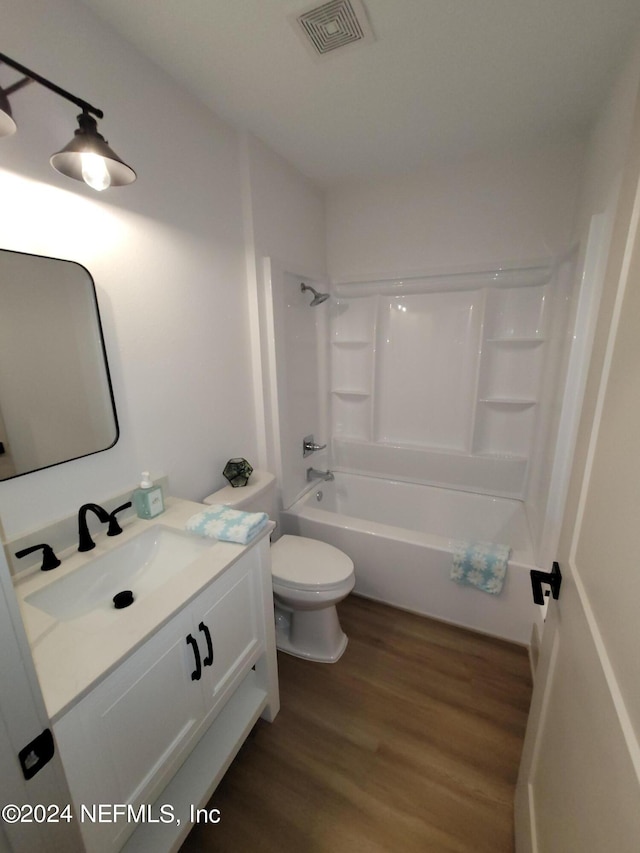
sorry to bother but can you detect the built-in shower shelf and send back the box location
[332,389,370,397]
[479,398,537,408]
[486,337,545,345]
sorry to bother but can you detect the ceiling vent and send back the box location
[290,0,375,59]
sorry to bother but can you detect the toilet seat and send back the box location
[271,535,354,591]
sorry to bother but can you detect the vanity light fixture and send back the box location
[50,111,136,191]
[0,70,32,138]
[0,87,17,137]
[0,52,136,190]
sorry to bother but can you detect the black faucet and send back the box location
[77,503,111,552]
[15,543,61,572]
[107,502,133,536]
[78,501,133,552]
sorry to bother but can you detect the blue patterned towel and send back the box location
[186,505,269,545]
[450,540,511,595]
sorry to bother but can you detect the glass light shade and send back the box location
[0,90,16,138]
[50,112,136,189]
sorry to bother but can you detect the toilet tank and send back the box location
[203,470,278,520]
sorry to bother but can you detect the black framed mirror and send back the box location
[0,248,119,480]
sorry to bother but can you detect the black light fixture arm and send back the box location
[0,52,103,119]
[0,51,136,189]
[4,77,32,97]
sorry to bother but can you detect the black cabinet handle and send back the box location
[199,621,214,667]
[186,634,201,681]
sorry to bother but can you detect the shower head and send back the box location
[301,282,329,306]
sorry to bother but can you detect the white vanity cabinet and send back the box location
[52,536,278,853]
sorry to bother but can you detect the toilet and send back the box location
[203,470,355,663]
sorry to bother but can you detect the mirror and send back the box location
[0,248,119,480]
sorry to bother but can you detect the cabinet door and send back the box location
[54,606,206,853]
[195,554,261,723]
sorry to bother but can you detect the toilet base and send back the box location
[274,602,348,663]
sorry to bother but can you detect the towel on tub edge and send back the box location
[450,540,511,595]
[186,505,269,545]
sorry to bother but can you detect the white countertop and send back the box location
[14,497,273,722]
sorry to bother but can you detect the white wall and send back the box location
[239,133,326,507]
[524,33,640,569]
[0,0,256,537]
[326,138,585,280]
[575,35,640,240]
[555,33,640,558]
[241,134,326,280]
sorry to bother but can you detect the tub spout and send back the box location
[307,467,334,482]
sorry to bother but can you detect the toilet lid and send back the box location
[271,535,354,590]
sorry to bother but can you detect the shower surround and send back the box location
[329,260,575,533]
[262,252,581,644]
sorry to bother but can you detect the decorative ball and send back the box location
[223,458,253,488]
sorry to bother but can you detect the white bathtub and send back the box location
[280,472,539,645]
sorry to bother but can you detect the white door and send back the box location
[514,171,640,848]
[0,550,83,852]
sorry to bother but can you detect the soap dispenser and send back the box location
[132,472,165,519]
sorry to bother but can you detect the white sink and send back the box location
[25,526,212,622]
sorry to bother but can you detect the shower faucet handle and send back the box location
[303,434,327,457]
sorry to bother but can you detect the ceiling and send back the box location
[80,0,640,186]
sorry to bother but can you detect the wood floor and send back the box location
[180,595,532,853]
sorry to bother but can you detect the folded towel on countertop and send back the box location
[450,540,511,595]
[186,504,269,545]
